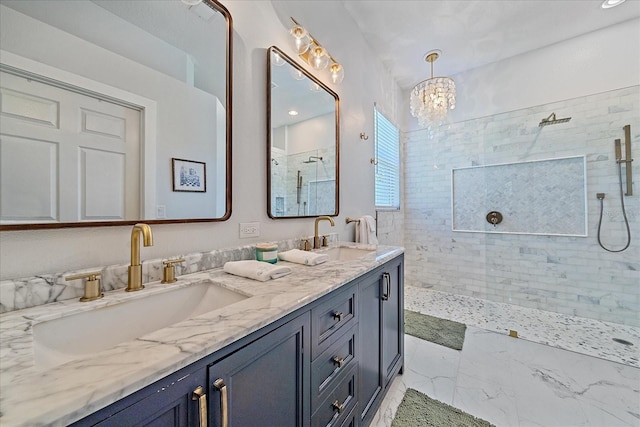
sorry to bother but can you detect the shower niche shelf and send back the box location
[452,156,587,236]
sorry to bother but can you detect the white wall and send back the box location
[287,113,335,154]
[405,18,640,130]
[0,1,402,280]
[402,20,640,326]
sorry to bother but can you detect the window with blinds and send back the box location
[374,107,400,210]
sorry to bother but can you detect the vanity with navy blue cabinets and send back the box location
[67,254,404,427]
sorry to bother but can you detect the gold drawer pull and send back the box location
[332,311,344,321]
[332,356,344,368]
[191,386,207,427]
[213,378,228,427]
[332,400,344,413]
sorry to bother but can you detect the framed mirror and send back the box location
[267,46,339,219]
[0,0,232,230]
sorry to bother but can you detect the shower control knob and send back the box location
[486,211,503,227]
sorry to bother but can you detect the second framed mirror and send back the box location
[267,46,339,219]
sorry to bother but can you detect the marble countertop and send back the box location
[0,243,403,427]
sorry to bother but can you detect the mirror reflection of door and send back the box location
[1,71,140,224]
[267,46,339,219]
[0,0,232,229]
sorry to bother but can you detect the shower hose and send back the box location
[597,161,631,252]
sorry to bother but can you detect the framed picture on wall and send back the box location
[172,158,206,192]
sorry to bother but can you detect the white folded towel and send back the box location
[355,215,379,245]
[223,260,291,281]
[278,249,329,266]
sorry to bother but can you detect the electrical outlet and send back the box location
[157,205,166,219]
[239,222,260,238]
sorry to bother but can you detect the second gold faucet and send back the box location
[314,216,335,249]
[127,223,154,292]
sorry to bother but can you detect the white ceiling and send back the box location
[342,0,640,90]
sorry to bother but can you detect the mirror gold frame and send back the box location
[267,46,339,219]
[0,0,232,231]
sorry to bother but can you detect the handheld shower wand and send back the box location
[596,125,632,252]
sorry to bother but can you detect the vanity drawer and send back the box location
[339,405,358,427]
[311,364,358,427]
[311,325,358,411]
[311,285,357,358]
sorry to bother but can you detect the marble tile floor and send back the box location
[370,286,640,426]
[373,328,640,427]
[404,286,640,368]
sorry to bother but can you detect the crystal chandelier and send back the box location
[410,50,456,128]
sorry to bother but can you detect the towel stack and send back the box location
[223,260,291,282]
[355,215,379,245]
[278,249,329,266]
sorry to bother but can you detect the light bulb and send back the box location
[309,81,321,92]
[329,62,344,84]
[289,67,305,81]
[272,51,285,67]
[289,24,311,55]
[309,45,329,71]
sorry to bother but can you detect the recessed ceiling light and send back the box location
[288,110,299,116]
[601,0,626,9]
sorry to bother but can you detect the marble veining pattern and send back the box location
[0,236,330,313]
[452,156,587,235]
[0,240,397,426]
[405,286,640,368]
[373,328,640,427]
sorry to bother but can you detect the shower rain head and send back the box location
[303,156,323,163]
[539,112,571,127]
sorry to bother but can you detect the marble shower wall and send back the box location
[270,147,335,217]
[403,86,640,327]
[452,156,587,235]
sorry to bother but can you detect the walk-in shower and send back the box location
[597,124,633,253]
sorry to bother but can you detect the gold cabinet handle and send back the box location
[332,355,344,368]
[332,400,344,413]
[213,378,228,427]
[332,311,343,321]
[191,386,207,427]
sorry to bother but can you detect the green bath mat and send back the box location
[392,388,495,427]
[404,309,466,350]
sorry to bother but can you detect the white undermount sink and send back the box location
[32,281,248,369]
[320,246,376,261]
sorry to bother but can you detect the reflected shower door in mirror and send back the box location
[0,0,232,230]
[267,46,339,219]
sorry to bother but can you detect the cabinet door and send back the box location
[357,269,383,424]
[381,256,404,387]
[208,312,310,427]
[90,366,208,427]
[358,255,404,426]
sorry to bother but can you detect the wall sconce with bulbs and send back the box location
[289,17,344,85]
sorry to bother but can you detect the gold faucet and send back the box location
[127,223,154,292]
[314,216,335,249]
